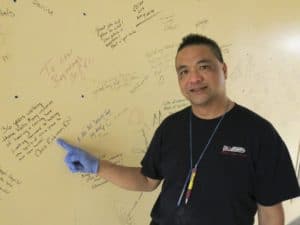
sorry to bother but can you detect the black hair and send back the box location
[177,34,224,63]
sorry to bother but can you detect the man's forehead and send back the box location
[175,45,216,65]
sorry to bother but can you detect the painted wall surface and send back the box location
[1,0,299,224]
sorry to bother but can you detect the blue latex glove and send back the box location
[56,138,99,174]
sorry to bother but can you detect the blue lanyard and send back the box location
[177,108,226,206]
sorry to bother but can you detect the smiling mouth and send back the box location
[190,86,207,92]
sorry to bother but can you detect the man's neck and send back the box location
[191,98,233,119]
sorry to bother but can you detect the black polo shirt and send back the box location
[141,104,300,225]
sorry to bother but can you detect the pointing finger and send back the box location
[56,138,73,152]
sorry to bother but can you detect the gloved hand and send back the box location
[56,138,99,174]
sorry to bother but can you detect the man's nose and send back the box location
[189,68,203,83]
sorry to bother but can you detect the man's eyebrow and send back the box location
[176,65,187,72]
[176,59,213,71]
[196,59,213,64]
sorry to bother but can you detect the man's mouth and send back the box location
[190,86,207,92]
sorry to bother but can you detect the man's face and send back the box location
[175,44,227,107]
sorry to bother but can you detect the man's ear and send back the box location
[222,63,228,79]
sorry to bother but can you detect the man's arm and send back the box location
[99,160,161,192]
[257,203,284,225]
[56,138,161,192]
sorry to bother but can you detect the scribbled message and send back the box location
[145,44,177,83]
[159,13,177,31]
[153,98,188,127]
[129,75,149,94]
[40,50,93,86]
[96,18,137,49]
[1,101,71,161]
[80,153,123,189]
[221,44,233,55]
[77,108,128,143]
[133,98,188,154]
[195,19,208,33]
[32,0,54,16]
[92,72,147,95]
[0,8,15,17]
[0,166,22,200]
[0,55,9,64]
[134,0,159,27]
[96,0,159,49]
[115,192,143,225]
[152,98,188,131]
[161,98,189,115]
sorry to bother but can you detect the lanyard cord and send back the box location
[190,109,226,169]
[177,107,227,206]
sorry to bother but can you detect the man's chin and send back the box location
[188,96,210,105]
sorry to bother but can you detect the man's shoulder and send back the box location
[231,103,274,129]
[164,106,190,122]
[157,106,190,130]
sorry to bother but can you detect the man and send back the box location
[57,34,300,225]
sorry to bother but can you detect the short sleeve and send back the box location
[254,123,300,205]
[140,121,165,180]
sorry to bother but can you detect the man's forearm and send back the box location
[98,160,160,192]
[257,203,284,225]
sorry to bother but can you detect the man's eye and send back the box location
[179,70,188,76]
[199,65,210,70]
